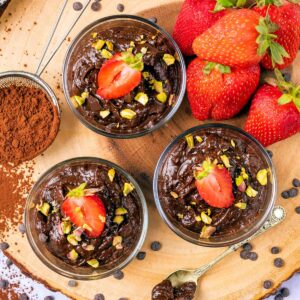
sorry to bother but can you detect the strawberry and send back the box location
[97,52,144,100]
[192,8,290,68]
[245,70,300,146]
[253,1,300,69]
[195,159,234,208]
[172,0,227,56]
[61,183,106,238]
[187,58,260,120]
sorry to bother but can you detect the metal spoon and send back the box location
[167,206,286,289]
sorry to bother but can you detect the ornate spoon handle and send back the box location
[195,206,286,276]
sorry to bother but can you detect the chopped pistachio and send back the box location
[235,202,247,209]
[67,249,78,261]
[200,226,216,238]
[70,96,79,108]
[139,40,146,44]
[81,92,89,100]
[195,136,203,143]
[201,212,212,224]
[186,205,191,210]
[134,92,149,106]
[141,47,148,55]
[190,201,196,206]
[163,53,175,66]
[101,49,112,59]
[245,185,258,198]
[71,95,85,107]
[99,215,106,223]
[220,155,231,168]
[153,80,163,93]
[99,110,110,119]
[83,244,95,251]
[185,134,194,149]
[195,216,201,222]
[87,259,99,268]
[170,191,179,199]
[130,41,135,47]
[61,221,72,234]
[123,182,135,196]
[92,39,105,50]
[127,47,133,53]
[112,236,123,247]
[106,41,114,51]
[142,72,150,79]
[177,213,184,219]
[151,35,157,40]
[207,208,211,216]
[108,168,115,182]
[256,169,268,186]
[83,223,93,232]
[236,156,241,160]
[115,207,128,215]
[120,109,136,120]
[236,175,246,192]
[91,32,97,39]
[231,139,236,147]
[67,234,79,246]
[156,92,167,103]
[36,202,51,217]
[113,215,124,224]
[241,167,249,180]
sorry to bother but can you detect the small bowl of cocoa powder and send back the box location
[0,71,60,166]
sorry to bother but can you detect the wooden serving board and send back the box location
[1,1,300,299]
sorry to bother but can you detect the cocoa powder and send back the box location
[0,85,59,166]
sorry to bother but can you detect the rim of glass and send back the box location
[62,14,186,139]
[25,157,148,280]
[153,123,277,247]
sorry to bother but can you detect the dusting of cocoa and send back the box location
[0,85,60,166]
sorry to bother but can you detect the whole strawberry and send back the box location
[253,0,300,69]
[187,58,260,120]
[192,8,289,68]
[245,70,300,146]
[172,0,227,56]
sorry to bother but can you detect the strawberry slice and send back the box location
[97,52,144,100]
[194,159,234,208]
[61,183,106,238]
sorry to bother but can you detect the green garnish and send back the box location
[257,169,268,186]
[201,212,212,224]
[120,109,136,120]
[235,202,247,209]
[123,182,135,196]
[156,92,167,103]
[36,202,51,217]
[99,110,110,119]
[108,168,115,182]
[163,53,175,66]
[113,215,124,225]
[92,39,105,50]
[101,49,112,59]
[134,92,149,106]
[185,134,194,149]
[245,185,258,198]
[115,207,128,215]
[87,259,99,268]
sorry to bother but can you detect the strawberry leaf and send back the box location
[203,62,231,75]
[213,0,246,12]
[278,94,293,105]
[67,183,87,198]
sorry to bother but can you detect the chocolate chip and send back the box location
[19,293,29,300]
[44,297,54,300]
[266,150,273,158]
[117,3,125,12]
[263,280,273,289]
[274,258,284,268]
[68,280,78,287]
[240,250,250,260]
[18,223,26,234]
[288,188,298,198]
[136,251,146,260]
[0,242,9,251]
[275,294,283,300]
[73,2,83,11]
[242,243,252,251]
[6,258,12,267]
[292,178,300,187]
[39,233,47,243]
[151,241,161,251]
[91,2,101,11]
[295,206,300,214]
[271,246,281,254]
[149,17,157,23]
[94,294,105,300]
[249,252,258,261]
[281,191,290,199]
[113,270,124,280]
[280,287,290,297]
[0,279,8,289]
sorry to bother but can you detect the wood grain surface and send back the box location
[0,1,300,299]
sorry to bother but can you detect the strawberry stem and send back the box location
[67,183,87,198]
[213,0,246,12]
[203,62,231,76]
[118,52,144,71]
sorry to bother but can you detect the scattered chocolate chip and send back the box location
[266,150,273,158]
[249,252,258,261]
[263,280,273,289]
[288,188,298,198]
[6,258,12,267]
[68,280,78,287]
[242,243,252,251]
[136,251,146,260]
[94,294,105,300]
[113,270,124,280]
[240,250,250,260]
[271,246,281,254]
[0,242,9,251]
[274,258,284,268]
[149,17,157,23]
[280,287,290,297]
[91,2,101,11]
[44,296,54,300]
[73,2,83,11]
[0,279,8,289]
[292,178,300,187]
[18,223,26,234]
[275,294,283,300]
[151,241,161,251]
[117,3,125,12]
[19,293,29,300]
[281,191,290,199]
[295,206,300,214]
[39,233,48,243]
